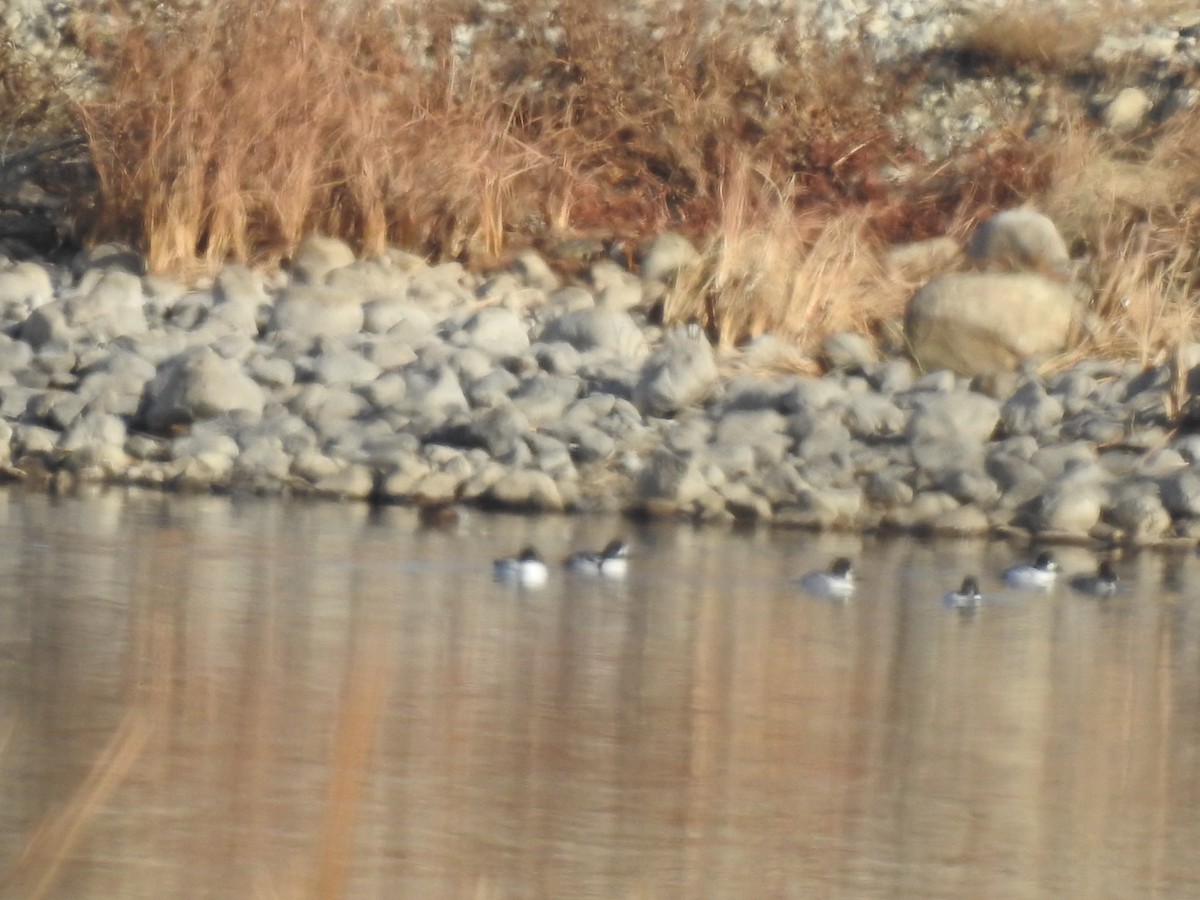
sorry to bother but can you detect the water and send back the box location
[0,490,1198,898]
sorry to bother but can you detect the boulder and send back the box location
[905,272,1077,376]
[541,308,648,357]
[633,329,718,417]
[140,347,266,433]
[267,285,364,337]
[966,207,1070,276]
[290,235,356,284]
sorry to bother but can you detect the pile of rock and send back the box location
[0,209,1195,548]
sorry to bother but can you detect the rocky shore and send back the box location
[0,224,1195,550]
[1,1,1199,548]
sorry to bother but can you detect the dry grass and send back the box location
[1,0,1192,367]
[1034,112,1200,364]
[76,0,909,277]
[663,160,905,351]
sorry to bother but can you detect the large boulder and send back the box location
[904,272,1077,377]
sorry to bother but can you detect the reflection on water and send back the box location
[0,490,1199,898]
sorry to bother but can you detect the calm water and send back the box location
[0,490,1198,899]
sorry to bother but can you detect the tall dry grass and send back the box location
[78,0,910,277]
[662,159,905,352]
[57,0,1200,366]
[80,0,578,274]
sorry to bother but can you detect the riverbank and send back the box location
[0,1,1199,547]
[0,228,1195,550]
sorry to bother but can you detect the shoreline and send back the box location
[0,232,1197,552]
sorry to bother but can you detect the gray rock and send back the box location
[638,232,699,283]
[290,235,356,284]
[868,358,916,394]
[314,464,375,500]
[288,384,368,428]
[634,329,718,417]
[360,335,418,371]
[704,442,758,478]
[24,389,86,430]
[714,407,788,448]
[12,423,59,458]
[928,505,991,537]
[456,307,529,357]
[782,377,847,413]
[169,431,240,484]
[985,454,1046,508]
[484,469,564,512]
[475,405,530,457]
[907,391,1000,444]
[1160,468,1200,518]
[1029,443,1099,480]
[326,260,410,300]
[57,411,128,471]
[1108,485,1171,538]
[400,365,469,417]
[845,393,907,439]
[466,369,519,408]
[966,207,1070,276]
[141,347,266,433]
[512,374,581,424]
[291,449,345,484]
[233,436,293,482]
[0,261,54,313]
[565,425,616,462]
[531,341,583,376]
[540,308,648,357]
[1037,483,1105,534]
[905,272,1077,376]
[362,299,434,338]
[595,274,644,312]
[637,448,709,505]
[0,335,34,372]
[1001,379,1065,436]
[865,470,915,508]
[512,250,561,292]
[213,263,269,310]
[18,301,75,348]
[937,467,1001,506]
[246,355,296,390]
[297,343,382,388]
[822,331,877,371]
[268,285,364,337]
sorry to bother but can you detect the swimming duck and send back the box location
[565,539,629,579]
[799,557,855,599]
[493,547,549,588]
[1002,551,1059,590]
[944,576,983,609]
[1069,561,1118,597]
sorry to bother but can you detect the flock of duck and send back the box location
[493,539,630,588]
[798,551,1119,609]
[493,542,1120,606]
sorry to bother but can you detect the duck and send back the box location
[1069,561,1118,597]
[493,547,549,588]
[565,539,629,579]
[799,557,855,599]
[943,576,983,609]
[1002,551,1059,590]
